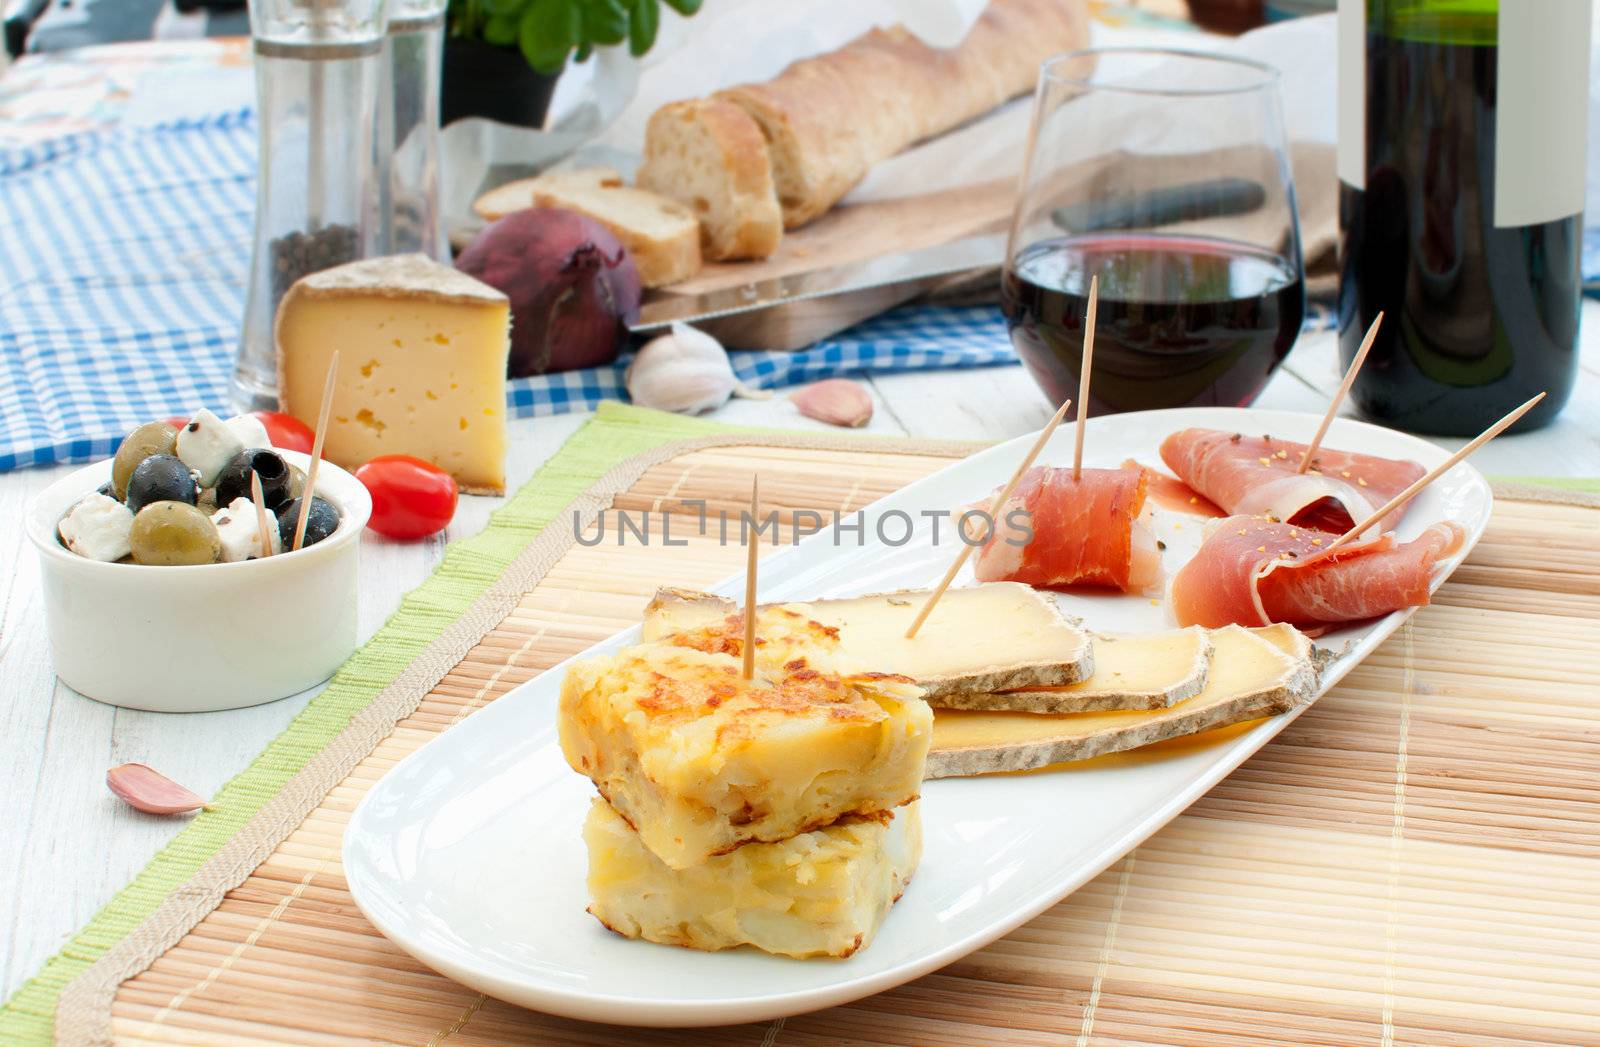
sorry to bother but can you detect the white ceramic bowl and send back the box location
[26,451,372,712]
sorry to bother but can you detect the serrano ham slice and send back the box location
[972,465,1161,592]
[1170,515,1465,629]
[1160,428,1425,534]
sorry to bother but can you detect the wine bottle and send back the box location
[1337,0,1591,434]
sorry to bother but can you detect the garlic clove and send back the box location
[790,378,873,428]
[107,763,211,815]
[627,322,755,414]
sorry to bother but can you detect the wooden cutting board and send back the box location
[642,177,1015,350]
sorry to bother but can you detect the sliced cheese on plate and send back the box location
[926,624,1317,779]
[642,582,1092,697]
[932,627,1212,713]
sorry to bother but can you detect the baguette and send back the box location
[637,99,783,261]
[717,0,1090,228]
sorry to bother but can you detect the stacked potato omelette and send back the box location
[559,606,933,958]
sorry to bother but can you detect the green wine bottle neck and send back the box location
[1372,0,1496,45]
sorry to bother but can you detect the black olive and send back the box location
[277,495,341,550]
[214,449,292,512]
[96,481,117,499]
[125,454,198,514]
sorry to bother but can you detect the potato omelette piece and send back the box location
[584,798,922,958]
[658,603,847,674]
[559,642,930,870]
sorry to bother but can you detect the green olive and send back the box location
[112,422,178,500]
[129,501,221,566]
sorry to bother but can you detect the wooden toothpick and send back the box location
[1072,275,1098,481]
[905,397,1073,639]
[1299,311,1382,474]
[250,471,275,559]
[741,475,760,681]
[1323,392,1545,553]
[292,350,339,552]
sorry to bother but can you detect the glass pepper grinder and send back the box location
[233,0,392,413]
[376,0,448,261]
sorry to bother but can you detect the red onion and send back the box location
[456,208,641,376]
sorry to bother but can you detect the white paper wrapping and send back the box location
[446,8,1346,242]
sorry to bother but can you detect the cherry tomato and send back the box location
[355,455,458,540]
[163,416,189,431]
[251,411,315,454]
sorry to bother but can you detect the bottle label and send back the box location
[1335,0,1365,190]
[1338,0,1592,225]
[1494,0,1591,227]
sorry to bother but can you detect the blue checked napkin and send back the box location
[0,110,1016,473]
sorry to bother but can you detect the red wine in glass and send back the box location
[1001,233,1305,414]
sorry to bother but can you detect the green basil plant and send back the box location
[448,0,705,75]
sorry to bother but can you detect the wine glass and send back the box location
[1002,48,1305,415]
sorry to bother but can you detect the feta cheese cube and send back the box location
[226,413,273,450]
[175,408,244,487]
[58,493,134,562]
[213,497,281,562]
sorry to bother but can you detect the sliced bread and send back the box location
[526,182,701,287]
[637,98,783,261]
[473,168,701,288]
[472,167,623,221]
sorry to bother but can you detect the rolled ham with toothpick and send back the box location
[1170,515,1464,629]
[1159,429,1425,534]
[1174,390,1540,629]
[972,465,1162,593]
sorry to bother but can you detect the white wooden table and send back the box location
[3,312,1597,1001]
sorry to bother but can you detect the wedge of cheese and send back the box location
[642,583,1091,697]
[584,797,921,959]
[925,624,1317,779]
[275,254,510,494]
[934,627,1212,713]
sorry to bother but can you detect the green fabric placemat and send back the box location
[0,402,769,1046]
[1491,476,1600,493]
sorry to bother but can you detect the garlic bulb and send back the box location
[625,323,767,414]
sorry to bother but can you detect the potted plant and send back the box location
[443,0,702,128]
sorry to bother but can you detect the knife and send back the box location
[1051,177,1267,234]
[630,232,1009,336]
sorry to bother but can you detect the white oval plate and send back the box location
[344,407,1492,1028]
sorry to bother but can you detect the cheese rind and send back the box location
[558,641,931,869]
[275,254,510,494]
[936,628,1212,713]
[584,797,921,958]
[642,582,1092,696]
[926,624,1317,779]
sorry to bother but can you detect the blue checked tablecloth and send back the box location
[2,105,1595,473]
[0,109,1017,473]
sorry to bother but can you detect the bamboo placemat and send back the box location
[10,404,1600,1045]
